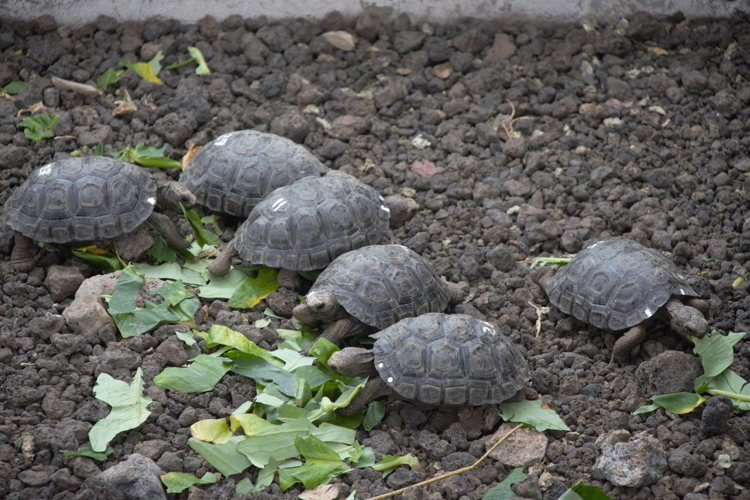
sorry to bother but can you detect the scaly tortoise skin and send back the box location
[207,173,392,277]
[539,238,709,362]
[180,130,329,217]
[4,156,194,271]
[328,313,529,414]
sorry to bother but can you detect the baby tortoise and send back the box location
[328,313,529,415]
[292,244,467,345]
[4,156,195,271]
[179,130,329,218]
[535,238,710,363]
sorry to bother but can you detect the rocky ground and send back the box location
[1,8,750,500]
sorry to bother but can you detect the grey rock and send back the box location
[362,430,398,457]
[156,337,189,366]
[154,112,197,147]
[486,33,516,62]
[393,31,426,54]
[51,333,87,356]
[86,453,166,500]
[133,439,170,461]
[156,451,183,472]
[488,423,548,467]
[635,350,702,396]
[18,468,52,486]
[668,448,707,477]
[77,125,113,147]
[701,396,733,436]
[264,287,300,318]
[593,430,667,487]
[44,265,85,301]
[269,109,312,144]
[441,452,475,471]
[63,297,116,341]
[98,344,141,371]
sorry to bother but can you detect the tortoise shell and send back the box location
[234,174,391,271]
[372,313,528,406]
[307,244,452,329]
[5,156,156,243]
[543,238,700,331]
[180,130,329,217]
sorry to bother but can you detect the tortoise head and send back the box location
[531,266,556,293]
[157,181,197,211]
[328,347,376,377]
[292,289,341,325]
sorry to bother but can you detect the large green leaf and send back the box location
[181,205,220,247]
[284,435,349,490]
[188,437,252,477]
[153,355,232,393]
[227,267,279,309]
[107,266,143,314]
[649,392,706,415]
[693,331,746,378]
[558,482,613,500]
[705,370,750,410]
[61,444,115,462]
[236,417,314,467]
[88,368,152,452]
[132,262,205,285]
[499,399,570,432]
[482,468,526,500]
[371,454,419,477]
[363,400,385,432]
[3,80,32,94]
[160,472,219,493]
[198,269,248,299]
[202,325,279,365]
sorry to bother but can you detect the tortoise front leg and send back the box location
[610,324,648,366]
[320,318,373,347]
[443,280,469,304]
[10,232,35,272]
[337,377,394,416]
[147,212,190,250]
[207,239,236,277]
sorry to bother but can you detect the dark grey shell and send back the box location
[5,156,156,243]
[543,238,699,331]
[372,313,528,406]
[179,130,329,217]
[308,244,451,329]
[234,174,391,271]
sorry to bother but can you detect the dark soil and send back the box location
[1,9,750,500]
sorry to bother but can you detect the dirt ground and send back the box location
[1,8,750,500]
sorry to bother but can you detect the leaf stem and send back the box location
[707,389,750,402]
[365,424,523,500]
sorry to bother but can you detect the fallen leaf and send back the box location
[182,143,201,169]
[321,31,356,51]
[433,62,453,79]
[112,89,137,116]
[299,483,339,500]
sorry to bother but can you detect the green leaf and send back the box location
[284,435,349,490]
[96,68,124,90]
[203,324,279,364]
[181,204,220,247]
[499,399,570,432]
[371,454,418,477]
[705,370,750,410]
[255,318,272,328]
[229,352,300,397]
[188,436,252,477]
[154,280,193,306]
[482,467,527,500]
[132,262,205,285]
[632,403,660,415]
[693,331,746,378]
[160,471,219,493]
[363,400,386,432]
[277,326,319,352]
[72,246,124,272]
[176,330,197,346]
[649,392,706,415]
[345,492,357,500]
[227,267,280,309]
[116,143,182,169]
[61,444,115,461]
[3,80,32,94]
[106,266,144,315]
[236,417,314,467]
[154,354,232,393]
[273,348,316,371]
[147,234,178,263]
[198,269,248,299]
[557,482,613,500]
[19,114,59,142]
[190,418,233,444]
[293,365,332,390]
[309,338,340,366]
[188,46,211,75]
[112,297,198,338]
[120,50,163,83]
[88,368,152,452]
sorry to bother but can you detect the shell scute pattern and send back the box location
[372,313,528,406]
[309,244,451,329]
[545,239,699,330]
[234,175,391,271]
[180,130,329,217]
[6,156,155,244]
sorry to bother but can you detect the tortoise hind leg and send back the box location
[610,324,648,366]
[10,232,35,271]
[337,377,394,417]
[443,280,469,304]
[147,212,189,251]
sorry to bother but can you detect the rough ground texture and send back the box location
[1,9,750,500]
